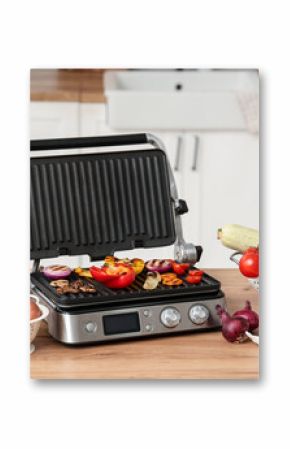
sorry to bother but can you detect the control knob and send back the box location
[189,305,209,324]
[160,307,181,328]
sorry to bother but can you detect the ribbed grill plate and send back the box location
[31,269,221,311]
[30,149,175,259]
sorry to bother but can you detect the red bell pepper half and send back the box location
[90,265,135,289]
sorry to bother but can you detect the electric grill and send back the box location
[30,133,225,344]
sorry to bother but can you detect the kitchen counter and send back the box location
[30,69,108,103]
[30,269,259,380]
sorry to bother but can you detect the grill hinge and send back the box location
[175,199,188,215]
[32,259,40,272]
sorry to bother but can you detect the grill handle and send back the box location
[191,135,199,171]
[147,134,200,264]
[30,133,149,151]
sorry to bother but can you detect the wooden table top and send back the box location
[30,269,259,380]
[30,69,108,103]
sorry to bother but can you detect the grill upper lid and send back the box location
[30,136,176,260]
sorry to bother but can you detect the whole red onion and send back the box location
[233,301,259,332]
[216,305,249,343]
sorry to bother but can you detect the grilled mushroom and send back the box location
[79,284,97,293]
[55,279,96,295]
[50,279,69,288]
[143,272,161,290]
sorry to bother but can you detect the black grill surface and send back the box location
[30,149,175,260]
[31,269,221,311]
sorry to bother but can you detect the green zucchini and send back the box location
[217,224,259,253]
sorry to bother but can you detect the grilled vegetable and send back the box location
[162,277,183,286]
[185,273,203,284]
[90,265,135,289]
[161,272,178,280]
[43,265,72,280]
[187,269,204,285]
[188,269,203,277]
[217,224,259,253]
[131,258,145,275]
[50,279,69,288]
[79,284,97,293]
[104,256,145,275]
[74,267,93,278]
[172,262,190,275]
[55,279,97,295]
[105,266,135,289]
[90,265,120,283]
[160,272,183,286]
[104,255,116,266]
[145,259,172,273]
[56,286,78,294]
[70,280,96,293]
[143,272,161,290]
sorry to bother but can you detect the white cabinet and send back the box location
[146,131,259,268]
[30,102,79,139]
[178,133,200,244]
[181,132,259,267]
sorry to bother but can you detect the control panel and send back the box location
[35,286,225,344]
[65,297,224,344]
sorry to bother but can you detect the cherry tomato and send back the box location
[185,275,202,284]
[239,247,259,278]
[188,269,204,278]
[172,262,190,275]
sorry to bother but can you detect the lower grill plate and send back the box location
[31,269,221,311]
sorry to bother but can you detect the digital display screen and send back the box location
[103,312,140,335]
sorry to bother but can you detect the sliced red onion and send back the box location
[43,265,72,280]
[145,259,172,273]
